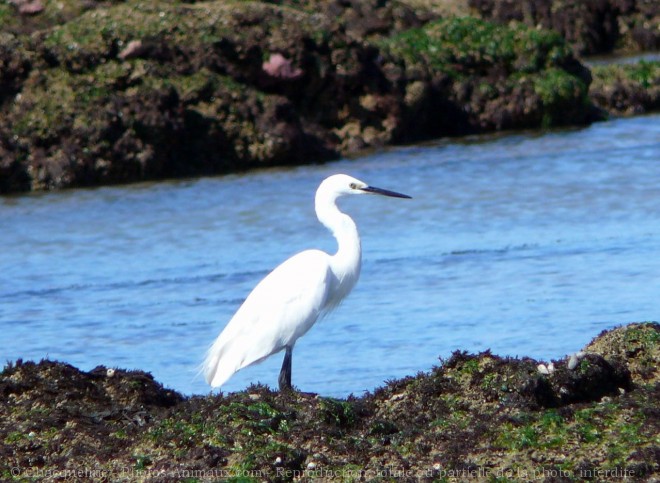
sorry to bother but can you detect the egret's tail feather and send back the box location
[203,337,280,388]
[203,343,233,388]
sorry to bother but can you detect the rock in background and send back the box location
[0,0,657,193]
[467,0,659,55]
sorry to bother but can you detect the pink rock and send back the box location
[12,0,45,14]
[118,40,145,60]
[262,53,303,80]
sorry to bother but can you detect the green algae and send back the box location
[0,3,13,28]
[591,61,659,90]
[379,16,591,130]
[532,67,590,126]
[586,321,660,385]
[381,17,571,78]
[319,397,357,428]
[0,1,656,193]
[1,323,658,480]
[588,61,660,116]
[38,0,323,72]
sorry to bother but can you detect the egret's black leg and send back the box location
[278,346,293,391]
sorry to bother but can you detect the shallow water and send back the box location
[2,114,659,397]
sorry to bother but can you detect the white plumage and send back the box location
[203,174,411,390]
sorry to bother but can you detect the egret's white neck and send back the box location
[315,190,362,296]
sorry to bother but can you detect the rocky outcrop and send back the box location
[0,1,602,193]
[468,0,659,55]
[2,322,658,480]
[0,0,657,193]
[589,60,660,115]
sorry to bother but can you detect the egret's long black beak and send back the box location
[361,185,412,199]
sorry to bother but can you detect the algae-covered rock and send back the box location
[468,0,659,55]
[589,61,660,116]
[1,0,657,194]
[1,322,658,480]
[0,0,604,193]
[0,359,182,472]
[0,0,657,194]
[585,321,660,385]
[1,1,354,191]
[378,16,595,142]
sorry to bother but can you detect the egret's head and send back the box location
[319,174,411,199]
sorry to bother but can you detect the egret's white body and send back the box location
[203,174,410,390]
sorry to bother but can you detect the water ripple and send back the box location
[2,114,659,397]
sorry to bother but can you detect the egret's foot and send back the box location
[278,346,293,391]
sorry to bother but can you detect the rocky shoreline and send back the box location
[0,0,658,194]
[1,322,658,481]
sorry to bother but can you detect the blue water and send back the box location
[2,114,659,397]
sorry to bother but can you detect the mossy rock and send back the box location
[584,322,660,385]
[1,3,653,193]
[532,66,593,127]
[1,322,659,480]
[380,16,574,78]
[3,0,398,192]
[589,61,660,116]
[1,1,353,191]
[0,33,32,102]
[33,0,331,73]
[379,16,594,138]
[0,0,104,35]
[468,0,660,55]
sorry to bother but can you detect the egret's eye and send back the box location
[349,182,359,189]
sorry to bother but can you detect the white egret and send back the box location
[203,174,411,391]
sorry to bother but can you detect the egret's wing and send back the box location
[203,249,333,387]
